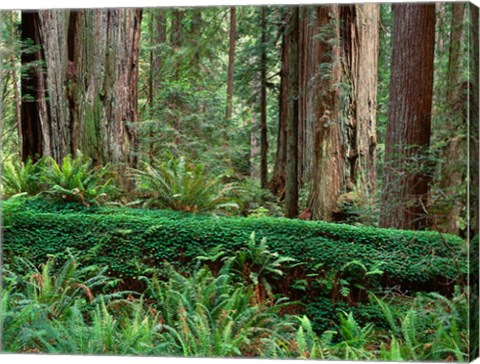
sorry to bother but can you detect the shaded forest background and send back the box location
[0,2,478,236]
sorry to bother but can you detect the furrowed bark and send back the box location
[433,3,467,234]
[285,7,299,218]
[379,4,436,230]
[20,9,143,168]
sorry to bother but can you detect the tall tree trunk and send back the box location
[271,5,379,221]
[170,9,183,81]
[297,7,315,189]
[468,5,479,361]
[446,4,466,105]
[250,114,260,179]
[10,12,22,145]
[435,3,447,54]
[470,4,479,237]
[285,7,299,218]
[37,10,70,162]
[308,5,342,221]
[260,7,268,189]
[148,12,154,165]
[190,9,202,70]
[20,11,46,161]
[20,9,143,167]
[269,32,288,197]
[70,9,143,167]
[337,4,379,203]
[225,7,236,122]
[308,4,379,222]
[379,4,436,230]
[153,10,167,92]
[433,3,466,234]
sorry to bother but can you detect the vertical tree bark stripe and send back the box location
[380,4,436,230]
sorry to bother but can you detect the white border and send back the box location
[1,1,479,364]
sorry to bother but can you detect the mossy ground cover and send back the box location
[3,197,466,291]
[1,197,472,358]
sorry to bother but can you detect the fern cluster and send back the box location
[1,250,470,360]
[2,154,115,206]
[132,155,238,212]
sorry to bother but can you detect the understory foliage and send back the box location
[132,155,238,212]
[43,155,115,206]
[2,157,46,197]
[4,197,466,292]
[198,232,296,305]
[1,154,115,206]
[1,252,470,360]
[374,289,471,361]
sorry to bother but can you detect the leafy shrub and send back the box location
[226,232,295,304]
[132,156,238,212]
[43,154,115,206]
[306,297,391,334]
[2,155,115,206]
[198,233,296,304]
[143,263,295,357]
[1,251,471,360]
[372,288,469,361]
[2,256,298,357]
[228,177,283,217]
[1,256,118,352]
[295,293,470,362]
[2,157,47,197]
[283,313,375,360]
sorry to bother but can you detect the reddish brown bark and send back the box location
[308,5,343,221]
[269,33,288,197]
[20,11,45,162]
[308,4,379,222]
[433,3,467,234]
[271,5,379,222]
[380,4,436,230]
[285,7,299,218]
[20,9,143,168]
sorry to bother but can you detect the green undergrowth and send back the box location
[3,197,466,295]
[1,253,471,360]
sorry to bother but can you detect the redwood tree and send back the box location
[379,4,436,230]
[20,9,143,166]
[308,4,379,222]
[148,9,167,164]
[269,30,288,197]
[307,5,344,221]
[433,3,467,234]
[20,11,44,162]
[271,4,379,221]
[284,7,299,218]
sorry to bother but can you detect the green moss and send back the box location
[3,197,466,289]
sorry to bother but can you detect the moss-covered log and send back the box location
[3,198,467,294]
